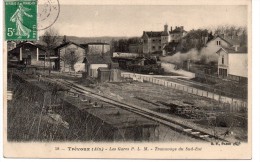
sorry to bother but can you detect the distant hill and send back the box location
[37,36,130,45]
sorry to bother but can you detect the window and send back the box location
[159,46,161,49]
[217,40,221,45]
[222,56,224,64]
[152,46,155,49]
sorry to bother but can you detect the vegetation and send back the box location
[111,37,142,52]
[41,28,59,74]
[60,48,82,72]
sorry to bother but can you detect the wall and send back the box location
[228,53,247,78]
[161,36,169,48]
[150,37,162,53]
[217,49,229,76]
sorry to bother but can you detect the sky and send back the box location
[39,5,247,37]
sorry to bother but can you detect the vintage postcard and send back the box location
[2,0,252,159]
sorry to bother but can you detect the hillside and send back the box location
[37,36,130,45]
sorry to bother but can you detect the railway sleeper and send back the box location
[191,132,200,135]
[183,128,192,132]
[200,135,210,138]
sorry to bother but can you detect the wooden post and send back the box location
[231,98,234,112]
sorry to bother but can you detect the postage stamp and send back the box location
[5,0,37,40]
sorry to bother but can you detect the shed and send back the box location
[83,54,112,78]
[97,67,111,82]
[59,95,159,142]
[85,107,159,141]
[8,42,46,65]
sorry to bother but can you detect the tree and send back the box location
[111,37,142,52]
[60,48,82,72]
[213,25,247,46]
[41,28,59,75]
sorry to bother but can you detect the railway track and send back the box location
[52,78,228,142]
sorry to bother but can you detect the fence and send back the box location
[121,73,247,112]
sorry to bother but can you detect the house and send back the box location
[83,54,112,78]
[8,41,46,66]
[169,26,187,42]
[142,24,169,54]
[216,46,247,83]
[55,41,86,72]
[200,35,240,58]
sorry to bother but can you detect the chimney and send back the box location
[171,26,173,32]
[181,26,184,30]
[63,35,67,43]
[175,26,177,29]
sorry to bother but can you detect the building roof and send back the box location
[80,42,110,49]
[223,37,241,46]
[144,31,164,38]
[60,95,158,129]
[54,41,85,50]
[8,41,46,53]
[86,42,110,45]
[212,35,234,46]
[98,67,110,71]
[84,54,112,64]
[216,46,247,54]
[161,31,169,36]
[86,107,159,129]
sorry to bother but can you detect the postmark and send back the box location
[37,0,60,30]
[5,0,37,40]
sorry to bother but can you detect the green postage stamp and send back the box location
[5,0,37,40]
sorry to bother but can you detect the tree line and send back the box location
[111,37,142,52]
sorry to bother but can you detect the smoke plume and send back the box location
[160,48,218,65]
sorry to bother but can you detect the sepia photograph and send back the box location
[2,0,252,159]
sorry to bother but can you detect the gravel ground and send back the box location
[93,81,247,142]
